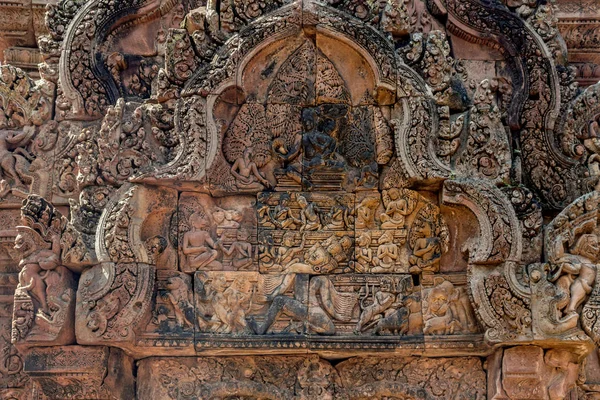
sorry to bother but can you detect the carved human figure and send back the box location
[201,275,249,334]
[258,231,276,270]
[380,188,411,229]
[0,127,35,188]
[272,131,305,188]
[301,108,344,172]
[552,233,599,318]
[164,276,194,329]
[230,147,271,191]
[451,286,478,333]
[297,195,322,231]
[354,195,380,229]
[272,232,307,272]
[182,213,222,270]
[15,229,54,315]
[12,213,75,343]
[355,231,374,273]
[257,196,275,228]
[409,221,442,273]
[325,196,351,230]
[219,229,253,270]
[223,277,250,333]
[423,280,462,335]
[374,231,398,272]
[202,275,228,333]
[270,194,301,229]
[249,273,304,335]
[405,286,423,335]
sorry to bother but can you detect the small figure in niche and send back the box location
[409,221,442,273]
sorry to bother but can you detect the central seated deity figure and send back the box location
[301,107,345,173]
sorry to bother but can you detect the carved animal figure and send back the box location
[373,306,410,335]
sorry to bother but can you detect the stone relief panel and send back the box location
[138,355,486,400]
[310,274,420,337]
[257,192,354,274]
[138,355,338,400]
[23,346,134,400]
[195,271,308,336]
[6,0,600,396]
[207,34,396,195]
